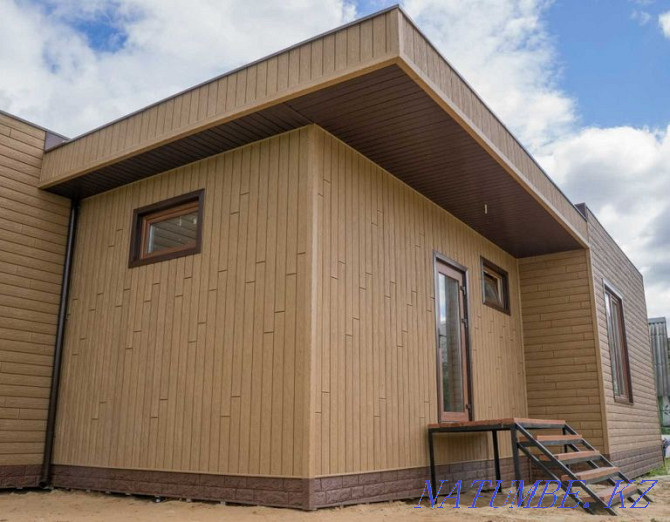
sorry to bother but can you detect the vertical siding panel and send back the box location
[146,105,160,141]
[346,24,360,67]
[276,53,289,94]
[310,39,323,82]
[259,329,274,474]
[214,77,228,115]
[519,250,605,450]
[283,272,297,475]
[239,145,261,473]
[311,127,525,474]
[319,130,331,475]
[193,164,211,471]
[245,65,258,106]
[255,61,268,103]
[372,12,386,59]
[265,57,278,99]
[54,128,315,478]
[334,29,348,71]
[584,208,660,469]
[360,19,373,62]
[299,44,311,85]
[322,34,335,76]
[248,263,265,474]
[223,74,236,113]
[313,145,324,476]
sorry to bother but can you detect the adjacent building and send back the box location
[649,317,670,426]
[0,6,661,509]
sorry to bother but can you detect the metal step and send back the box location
[516,419,567,429]
[540,450,601,465]
[531,434,583,445]
[561,466,620,484]
[589,483,639,503]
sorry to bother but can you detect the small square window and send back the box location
[129,190,204,267]
[481,258,509,313]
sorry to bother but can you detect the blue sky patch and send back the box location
[546,0,670,129]
[31,0,130,53]
[71,14,128,53]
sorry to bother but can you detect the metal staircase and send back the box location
[514,420,653,515]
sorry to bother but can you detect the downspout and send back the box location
[40,201,79,487]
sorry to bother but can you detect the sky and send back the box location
[1,0,669,319]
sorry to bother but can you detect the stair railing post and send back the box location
[491,430,501,482]
[511,424,521,483]
[428,428,437,499]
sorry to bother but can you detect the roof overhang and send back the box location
[40,7,587,258]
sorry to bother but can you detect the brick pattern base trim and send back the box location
[0,465,41,488]
[311,457,529,508]
[51,458,528,510]
[52,465,309,508]
[606,444,663,478]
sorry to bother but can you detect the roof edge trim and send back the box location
[45,5,403,152]
[577,202,645,279]
[0,109,68,141]
[39,56,400,191]
[396,57,588,249]
[395,9,586,226]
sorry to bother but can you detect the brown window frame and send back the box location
[433,253,473,423]
[129,189,204,268]
[603,282,633,404]
[480,258,510,314]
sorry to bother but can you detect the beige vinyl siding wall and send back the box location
[310,127,528,477]
[54,127,315,477]
[40,10,400,186]
[0,113,70,467]
[396,13,587,243]
[585,208,660,457]
[519,250,605,451]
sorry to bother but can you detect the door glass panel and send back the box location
[437,272,464,413]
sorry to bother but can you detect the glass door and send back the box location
[435,258,470,422]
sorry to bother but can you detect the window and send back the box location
[481,258,509,313]
[604,284,633,402]
[434,255,471,422]
[129,190,204,267]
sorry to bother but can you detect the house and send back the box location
[0,6,661,510]
[649,317,670,426]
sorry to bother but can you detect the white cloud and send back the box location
[539,125,670,316]
[660,11,670,37]
[0,0,356,137]
[631,9,652,26]
[403,0,576,151]
[1,0,670,319]
[403,0,670,318]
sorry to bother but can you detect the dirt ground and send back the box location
[0,479,668,522]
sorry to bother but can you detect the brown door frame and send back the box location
[433,252,473,423]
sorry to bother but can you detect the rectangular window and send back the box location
[434,255,471,422]
[481,258,509,313]
[129,190,204,267]
[604,284,633,402]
